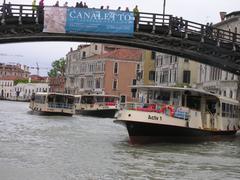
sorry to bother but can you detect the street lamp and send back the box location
[162,0,166,24]
[163,0,166,16]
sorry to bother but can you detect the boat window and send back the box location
[222,103,239,118]
[155,91,170,104]
[206,100,217,114]
[105,96,115,102]
[68,97,74,105]
[81,96,95,104]
[186,96,201,110]
[55,95,65,103]
[35,95,46,104]
[74,97,80,103]
[173,91,180,106]
[48,95,54,103]
[96,96,104,103]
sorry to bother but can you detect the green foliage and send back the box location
[14,79,29,85]
[48,58,66,77]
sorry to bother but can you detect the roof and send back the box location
[35,92,75,97]
[131,85,239,104]
[98,48,142,61]
[80,94,119,98]
[225,11,240,18]
[0,76,27,81]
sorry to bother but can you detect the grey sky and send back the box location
[0,0,239,75]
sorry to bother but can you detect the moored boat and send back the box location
[29,92,75,116]
[114,85,240,144]
[75,94,119,118]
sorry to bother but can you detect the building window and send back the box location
[149,71,155,81]
[80,78,84,88]
[95,78,101,89]
[82,51,86,59]
[223,91,226,96]
[183,70,191,84]
[114,62,118,74]
[230,90,233,98]
[95,45,98,50]
[113,79,117,90]
[151,51,156,59]
[184,58,189,63]
[132,79,137,85]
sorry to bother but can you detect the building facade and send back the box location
[0,63,30,80]
[196,11,240,100]
[49,76,65,93]
[11,83,49,101]
[0,79,14,99]
[155,53,198,87]
[65,44,142,102]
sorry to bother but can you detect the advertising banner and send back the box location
[43,7,67,33]
[43,7,134,36]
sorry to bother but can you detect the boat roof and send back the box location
[131,85,239,104]
[80,94,119,98]
[35,92,75,97]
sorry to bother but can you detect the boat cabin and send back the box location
[129,85,240,131]
[30,92,75,115]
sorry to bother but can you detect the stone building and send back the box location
[155,53,198,87]
[0,63,30,80]
[196,11,240,100]
[65,44,142,102]
[0,79,14,99]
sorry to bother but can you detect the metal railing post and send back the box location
[184,21,188,39]
[168,15,172,35]
[152,14,156,33]
[18,5,22,25]
[1,4,6,25]
[201,25,205,43]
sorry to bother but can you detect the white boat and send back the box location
[29,92,75,116]
[114,85,240,144]
[75,94,119,118]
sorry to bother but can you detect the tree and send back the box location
[48,58,66,77]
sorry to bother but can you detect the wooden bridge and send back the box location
[0,4,240,74]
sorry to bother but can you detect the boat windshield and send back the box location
[81,96,118,104]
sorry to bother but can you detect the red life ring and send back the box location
[157,104,175,117]
[167,105,175,117]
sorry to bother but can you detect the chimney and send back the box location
[220,12,226,21]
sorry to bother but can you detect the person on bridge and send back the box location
[63,2,68,7]
[54,1,59,7]
[133,5,140,31]
[32,0,37,15]
[6,2,12,16]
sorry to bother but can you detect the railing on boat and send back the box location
[48,103,74,109]
[123,102,189,120]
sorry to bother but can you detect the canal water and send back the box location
[0,101,240,180]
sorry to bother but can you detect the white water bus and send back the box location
[114,85,240,144]
[29,92,75,116]
[75,94,119,118]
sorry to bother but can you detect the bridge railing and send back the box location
[138,12,240,48]
[0,4,240,48]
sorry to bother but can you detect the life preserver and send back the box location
[167,105,175,117]
[158,104,175,117]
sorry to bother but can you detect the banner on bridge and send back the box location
[43,7,134,36]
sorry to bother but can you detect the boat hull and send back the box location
[76,109,118,118]
[116,120,237,144]
[30,109,73,116]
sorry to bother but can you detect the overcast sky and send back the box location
[0,0,239,75]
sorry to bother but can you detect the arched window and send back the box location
[230,90,233,98]
[114,62,118,74]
